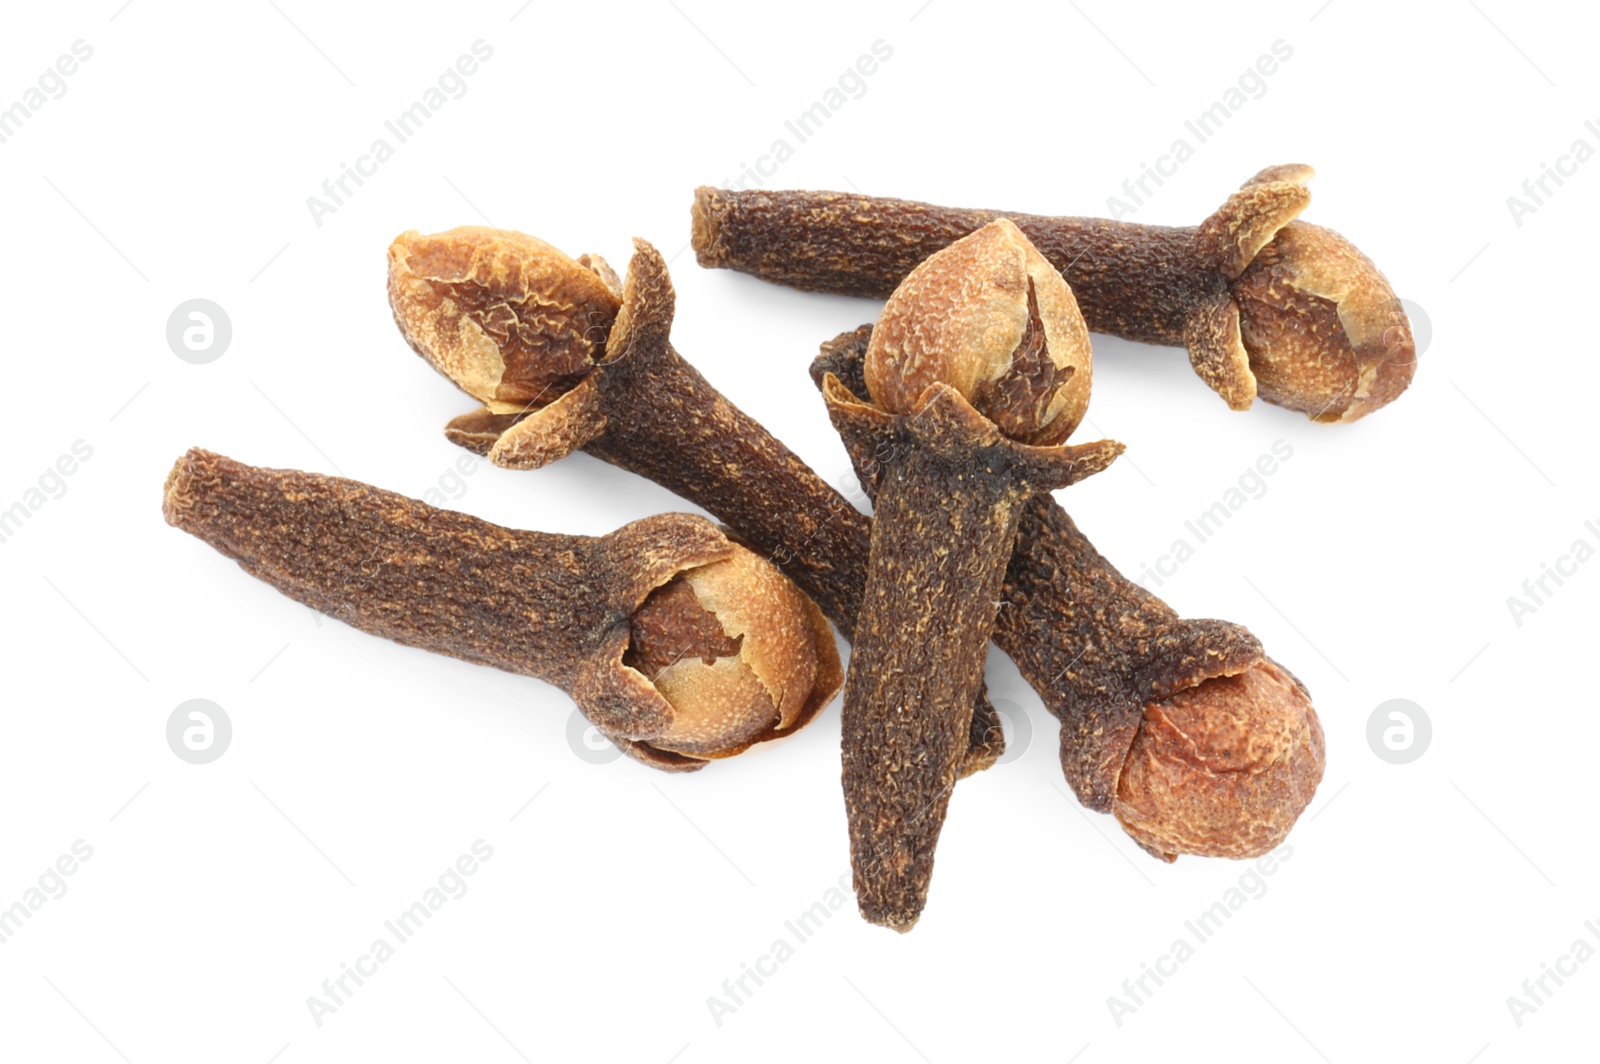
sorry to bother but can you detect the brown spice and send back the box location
[814,327,1326,862]
[625,578,744,678]
[388,227,618,410]
[825,221,1123,930]
[692,165,1417,422]
[388,229,1009,776]
[162,448,841,770]
[1114,661,1326,859]
[387,224,1324,870]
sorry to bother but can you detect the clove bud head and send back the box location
[1112,661,1325,861]
[628,546,840,760]
[864,218,1092,445]
[1231,221,1416,423]
[388,226,620,413]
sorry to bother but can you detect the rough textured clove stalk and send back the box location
[387,228,1007,774]
[693,164,1417,422]
[163,448,841,770]
[830,379,1121,925]
[815,327,1326,861]
[826,220,1122,930]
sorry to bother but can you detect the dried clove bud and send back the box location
[627,547,825,757]
[388,227,619,415]
[387,228,1009,776]
[693,165,1416,422]
[814,327,1326,863]
[826,220,1122,930]
[1113,661,1324,859]
[162,448,841,770]
[1227,214,1412,422]
[863,217,1092,446]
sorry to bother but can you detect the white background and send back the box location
[1,1,1595,1061]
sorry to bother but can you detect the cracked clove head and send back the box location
[864,218,1092,445]
[1112,661,1325,861]
[388,227,620,413]
[1231,222,1416,423]
[627,546,842,760]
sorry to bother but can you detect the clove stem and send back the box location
[695,165,1417,422]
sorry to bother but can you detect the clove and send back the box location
[162,448,841,770]
[387,227,1008,775]
[386,225,1325,871]
[693,165,1416,422]
[814,326,1326,862]
[820,220,1123,930]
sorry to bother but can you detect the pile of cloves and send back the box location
[168,165,1412,931]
